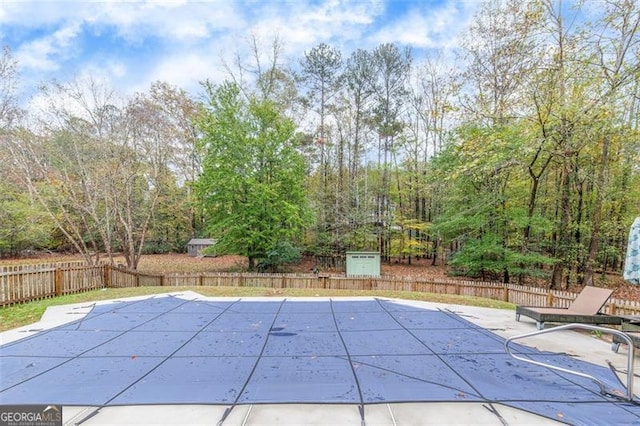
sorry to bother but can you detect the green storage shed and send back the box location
[346,251,381,277]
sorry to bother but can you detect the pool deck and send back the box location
[1,291,638,425]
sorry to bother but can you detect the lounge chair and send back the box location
[515,286,622,330]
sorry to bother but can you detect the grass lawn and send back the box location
[0,286,515,332]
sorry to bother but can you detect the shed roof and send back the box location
[187,238,215,245]
[346,251,380,255]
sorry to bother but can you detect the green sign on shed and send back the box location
[346,251,381,277]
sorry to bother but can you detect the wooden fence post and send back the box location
[55,268,63,296]
[546,292,554,307]
[103,265,111,289]
[503,286,509,302]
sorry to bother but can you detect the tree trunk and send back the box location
[583,136,610,286]
[551,162,571,290]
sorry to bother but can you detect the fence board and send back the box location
[60,267,104,295]
[0,269,56,305]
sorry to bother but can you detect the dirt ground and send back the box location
[137,254,452,280]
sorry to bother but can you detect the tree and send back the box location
[6,77,172,269]
[429,124,555,282]
[299,43,344,254]
[223,34,298,115]
[433,0,640,287]
[581,0,640,286]
[459,0,542,125]
[0,47,49,256]
[0,46,21,130]
[401,56,458,264]
[337,49,377,253]
[195,81,311,271]
[0,181,53,256]
[6,78,121,266]
[370,43,412,261]
[127,82,202,253]
[524,0,640,288]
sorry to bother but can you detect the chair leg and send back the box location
[516,313,520,321]
[611,342,620,353]
[536,321,544,330]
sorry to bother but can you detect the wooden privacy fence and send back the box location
[0,260,93,275]
[3,264,640,315]
[0,266,105,305]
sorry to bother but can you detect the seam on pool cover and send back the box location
[0,297,195,394]
[72,297,243,425]
[330,298,366,425]
[216,298,288,425]
[375,299,515,424]
[102,298,242,405]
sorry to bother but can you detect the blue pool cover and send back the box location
[2,295,640,424]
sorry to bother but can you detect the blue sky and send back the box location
[1,0,480,101]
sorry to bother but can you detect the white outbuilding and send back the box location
[187,238,216,257]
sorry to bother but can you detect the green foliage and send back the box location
[145,169,193,253]
[389,219,430,258]
[0,182,53,256]
[257,241,302,272]
[449,234,504,279]
[449,233,555,281]
[429,123,559,282]
[195,81,311,270]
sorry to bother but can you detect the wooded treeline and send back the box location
[1,0,639,289]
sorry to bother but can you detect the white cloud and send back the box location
[229,0,385,68]
[15,21,83,71]
[1,1,245,45]
[372,1,477,50]
[3,0,481,105]
[0,1,71,27]
[91,1,247,44]
[146,51,222,95]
